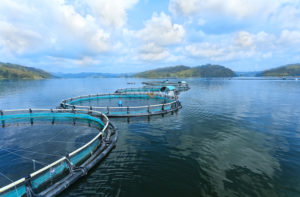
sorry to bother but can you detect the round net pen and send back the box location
[0,109,117,197]
[115,86,179,95]
[60,93,182,117]
[142,80,190,91]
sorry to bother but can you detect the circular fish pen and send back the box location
[142,80,190,91]
[115,86,179,95]
[0,109,117,197]
[60,93,182,117]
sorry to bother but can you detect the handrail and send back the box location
[0,108,110,194]
[61,93,178,110]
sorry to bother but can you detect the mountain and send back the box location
[54,72,134,78]
[235,71,262,77]
[0,62,52,79]
[261,64,300,77]
[135,65,190,78]
[136,64,235,78]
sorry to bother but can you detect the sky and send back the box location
[0,0,300,73]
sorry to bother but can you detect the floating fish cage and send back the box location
[60,93,182,117]
[0,109,117,197]
[115,86,179,95]
[142,80,190,91]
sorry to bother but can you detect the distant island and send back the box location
[2,61,300,79]
[260,64,300,77]
[54,72,132,78]
[136,64,235,78]
[0,62,52,79]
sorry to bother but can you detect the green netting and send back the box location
[31,161,68,189]
[1,185,26,197]
[70,139,99,166]
[0,112,104,127]
[67,94,173,105]
[117,88,161,93]
[0,111,106,196]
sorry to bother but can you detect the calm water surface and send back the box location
[0,78,300,197]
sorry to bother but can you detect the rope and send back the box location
[0,147,47,166]
[0,170,20,196]
[1,147,63,158]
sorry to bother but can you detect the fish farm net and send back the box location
[60,93,182,117]
[0,109,117,197]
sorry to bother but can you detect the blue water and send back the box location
[0,78,300,197]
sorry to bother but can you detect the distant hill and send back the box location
[54,72,133,78]
[0,62,52,79]
[235,71,262,77]
[136,64,235,78]
[261,64,300,77]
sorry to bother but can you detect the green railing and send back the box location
[0,109,117,197]
[60,93,182,117]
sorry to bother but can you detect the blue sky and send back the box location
[0,0,300,73]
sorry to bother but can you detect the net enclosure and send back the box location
[115,86,179,95]
[0,109,117,197]
[142,80,190,91]
[60,93,182,117]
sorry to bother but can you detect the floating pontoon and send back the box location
[0,109,117,197]
[60,93,182,117]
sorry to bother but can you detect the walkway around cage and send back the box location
[0,108,117,197]
[60,93,182,117]
[142,80,190,91]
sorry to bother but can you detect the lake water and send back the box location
[0,78,300,197]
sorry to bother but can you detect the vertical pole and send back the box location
[107,106,109,115]
[51,109,55,124]
[127,106,129,114]
[29,108,33,125]
[32,160,36,171]
[0,110,4,128]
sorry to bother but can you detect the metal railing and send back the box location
[60,93,182,117]
[0,108,117,197]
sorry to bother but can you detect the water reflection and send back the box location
[0,78,300,196]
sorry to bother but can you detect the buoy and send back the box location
[118,100,123,107]
[148,92,154,98]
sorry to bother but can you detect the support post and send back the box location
[30,109,33,125]
[0,110,4,128]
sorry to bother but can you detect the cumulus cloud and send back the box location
[138,42,170,61]
[169,0,293,20]
[0,21,43,54]
[47,55,100,67]
[0,0,112,58]
[280,30,300,44]
[138,12,185,46]
[137,12,185,61]
[185,31,280,61]
[86,0,138,28]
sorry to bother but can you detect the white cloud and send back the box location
[139,42,170,61]
[138,12,185,46]
[0,0,111,57]
[169,0,291,20]
[185,31,278,61]
[47,55,100,67]
[0,21,43,54]
[137,12,185,61]
[280,30,300,44]
[86,0,138,28]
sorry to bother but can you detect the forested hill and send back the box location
[136,64,235,78]
[261,64,300,77]
[0,62,52,79]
